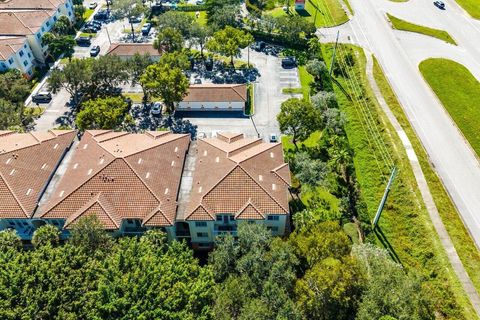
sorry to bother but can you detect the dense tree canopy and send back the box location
[76,96,130,130]
[206,27,253,65]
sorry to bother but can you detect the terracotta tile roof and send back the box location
[0,11,54,36]
[182,133,290,221]
[0,36,26,60]
[0,130,75,219]
[182,84,247,103]
[106,43,160,57]
[38,130,190,229]
[0,0,65,10]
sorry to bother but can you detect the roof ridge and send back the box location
[271,162,291,186]
[235,198,264,219]
[142,203,173,226]
[185,202,215,220]
[232,140,277,162]
[231,84,247,101]
[95,192,121,228]
[0,169,28,217]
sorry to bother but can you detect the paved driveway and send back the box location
[182,49,301,139]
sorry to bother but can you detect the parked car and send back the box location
[85,22,101,31]
[281,57,296,68]
[194,78,202,84]
[141,23,152,35]
[90,20,102,28]
[151,102,162,115]
[433,0,445,9]
[76,36,91,46]
[94,10,109,20]
[89,2,97,9]
[129,16,142,23]
[83,27,97,34]
[90,45,100,57]
[269,133,278,143]
[253,41,265,51]
[32,91,52,104]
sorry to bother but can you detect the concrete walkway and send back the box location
[364,52,480,316]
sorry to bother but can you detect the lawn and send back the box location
[387,13,457,45]
[266,0,349,28]
[298,65,313,100]
[83,8,94,21]
[184,11,207,26]
[322,43,478,319]
[419,58,480,156]
[374,57,480,300]
[454,0,480,19]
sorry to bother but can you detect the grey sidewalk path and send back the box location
[364,52,480,317]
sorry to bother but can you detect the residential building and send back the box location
[0,130,75,240]
[36,130,190,240]
[176,84,248,112]
[176,132,291,250]
[106,43,161,61]
[0,0,74,76]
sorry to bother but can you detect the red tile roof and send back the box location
[106,43,160,57]
[0,130,75,218]
[0,0,66,10]
[37,130,190,230]
[0,11,54,36]
[183,84,247,103]
[181,133,290,221]
[0,36,26,60]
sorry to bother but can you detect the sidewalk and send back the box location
[365,52,480,317]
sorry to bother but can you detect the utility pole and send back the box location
[329,30,340,77]
[372,167,398,229]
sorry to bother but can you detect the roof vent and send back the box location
[198,186,203,193]
[215,156,219,163]
[270,152,274,158]
[5,158,12,165]
[146,172,150,179]
[59,190,64,197]
[259,175,263,181]
[26,188,32,196]
[99,158,105,165]
[41,163,47,170]
[73,163,78,169]
[272,183,277,191]
[171,160,175,167]
[174,146,178,152]
[83,144,88,150]
[138,158,143,164]
[9,169,15,176]
[87,169,92,175]
[203,150,207,156]
[53,143,58,149]
[164,188,169,195]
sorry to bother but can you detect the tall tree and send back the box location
[52,15,75,35]
[76,96,130,130]
[277,98,322,150]
[127,53,154,101]
[0,69,30,104]
[154,11,194,38]
[48,58,92,105]
[190,23,211,57]
[292,151,328,187]
[207,26,253,66]
[154,27,184,53]
[111,0,147,42]
[42,33,76,61]
[89,55,129,98]
[140,62,189,113]
[31,224,61,248]
[0,99,22,130]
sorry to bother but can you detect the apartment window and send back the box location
[68,11,72,16]
[195,221,207,227]
[0,62,5,69]
[19,50,24,57]
[267,215,280,221]
[216,215,222,221]
[267,226,279,232]
[23,44,27,49]
[8,58,13,64]
[46,21,50,27]
[23,60,28,67]
[53,16,57,21]
[41,26,45,32]
[36,33,41,39]
[197,232,208,238]
[27,52,31,58]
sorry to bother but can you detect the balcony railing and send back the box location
[214,230,238,237]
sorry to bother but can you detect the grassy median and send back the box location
[374,57,480,300]
[419,58,480,156]
[386,13,457,45]
[454,0,480,19]
[322,43,478,319]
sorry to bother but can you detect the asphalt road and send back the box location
[318,0,480,247]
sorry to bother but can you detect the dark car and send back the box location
[433,0,445,9]
[129,16,142,23]
[205,58,213,71]
[90,45,100,57]
[94,10,109,20]
[76,36,91,46]
[85,22,100,31]
[32,91,52,104]
[281,57,296,68]
[83,27,97,34]
[141,23,152,35]
[253,41,265,51]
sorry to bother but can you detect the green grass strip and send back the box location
[387,13,457,45]
[374,57,480,303]
[322,43,478,319]
[419,58,480,156]
[454,0,480,19]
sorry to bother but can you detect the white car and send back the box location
[269,133,278,143]
[151,102,162,115]
[89,2,97,9]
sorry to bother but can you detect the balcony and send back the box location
[213,230,237,237]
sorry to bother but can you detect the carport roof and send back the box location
[183,84,247,103]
